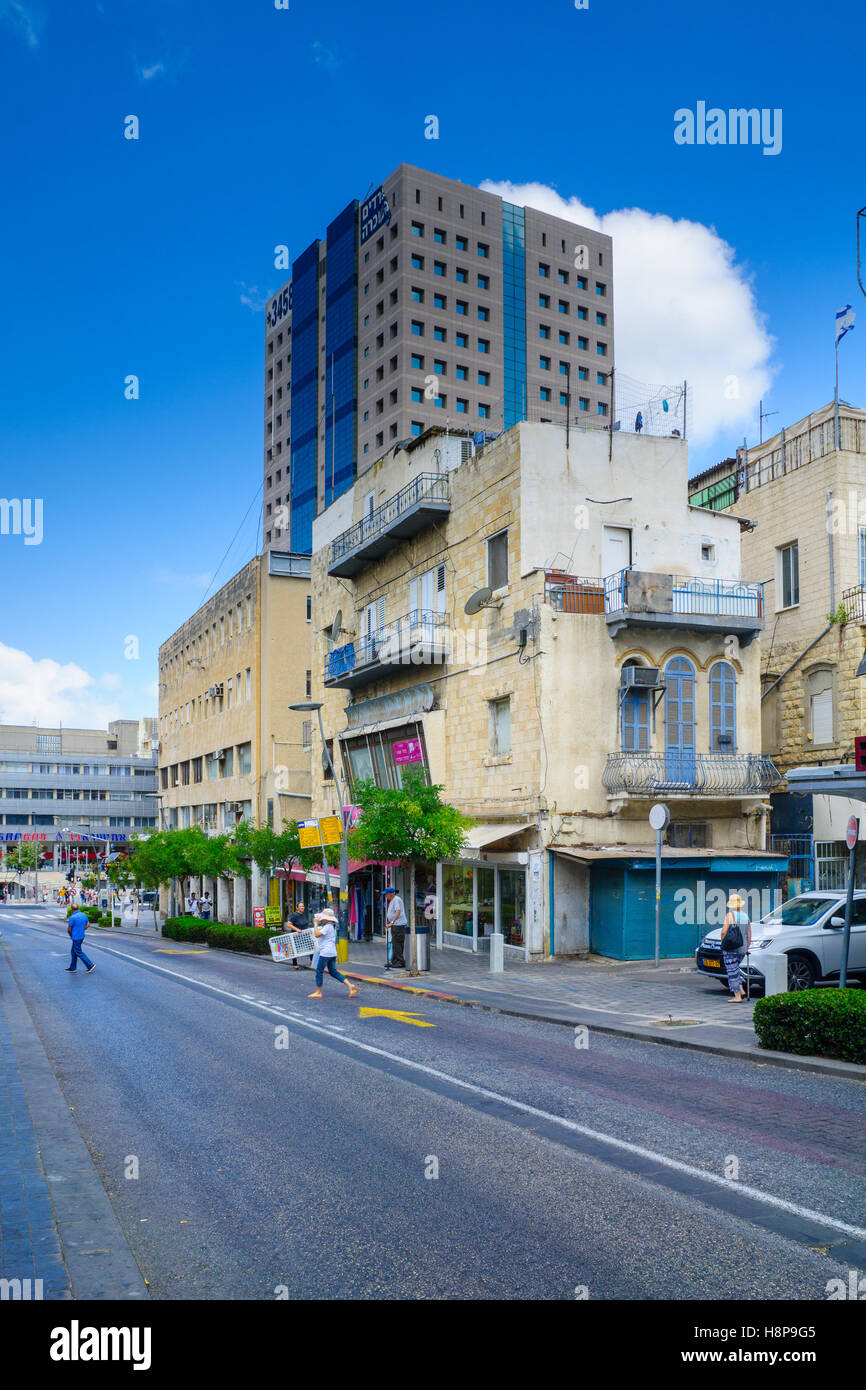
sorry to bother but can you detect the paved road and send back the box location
[2,907,864,1300]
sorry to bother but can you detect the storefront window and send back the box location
[443,864,474,937]
[499,868,525,946]
[477,868,495,939]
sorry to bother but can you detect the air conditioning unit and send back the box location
[207,683,224,699]
[621,665,661,689]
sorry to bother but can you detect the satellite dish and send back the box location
[331,609,343,643]
[464,586,493,616]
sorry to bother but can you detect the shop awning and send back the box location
[465,822,531,850]
[279,859,399,885]
[787,764,866,801]
[551,844,787,871]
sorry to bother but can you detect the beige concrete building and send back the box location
[309,420,780,962]
[157,551,312,922]
[690,401,866,883]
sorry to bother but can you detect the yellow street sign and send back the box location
[358,1007,435,1028]
[298,821,321,849]
[318,815,343,847]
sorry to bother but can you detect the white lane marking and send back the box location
[85,939,866,1243]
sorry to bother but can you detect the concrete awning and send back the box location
[787,764,866,800]
[551,844,787,870]
[465,822,531,849]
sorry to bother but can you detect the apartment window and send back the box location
[558,300,569,315]
[577,306,588,321]
[539,355,551,370]
[456,235,467,251]
[246,667,252,700]
[411,353,424,369]
[434,261,446,276]
[779,542,799,609]
[596,311,607,326]
[487,529,508,589]
[477,306,489,321]
[411,320,424,336]
[578,336,588,350]
[192,757,202,783]
[540,387,551,402]
[411,421,424,436]
[434,293,446,309]
[478,403,490,418]
[411,221,424,236]
[455,300,468,315]
[434,326,447,342]
[709,662,737,753]
[539,294,550,308]
[538,262,550,277]
[596,282,607,296]
[578,367,588,380]
[596,342,607,356]
[559,331,570,345]
[411,286,424,302]
[478,338,489,354]
[577,275,587,290]
[302,720,312,750]
[456,267,468,283]
[477,242,489,258]
[597,402,608,416]
[807,669,834,744]
[559,361,569,375]
[411,254,424,270]
[305,670,312,699]
[434,395,445,408]
[237,742,252,776]
[411,387,423,403]
[477,274,489,290]
[478,370,490,386]
[579,397,589,411]
[489,697,511,755]
[560,392,569,406]
[597,371,606,385]
[456,332,468,348]
[558,270,569,284]
[433,228,445,243]
[540,325,550,339]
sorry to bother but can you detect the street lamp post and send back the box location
[290,702,349,939]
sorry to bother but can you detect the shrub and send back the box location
[67,905,101,923]
[204,924,272,956]
[162,916,210,944]
[753,989,866,1064]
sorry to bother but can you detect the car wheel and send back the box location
[786,952,816,991]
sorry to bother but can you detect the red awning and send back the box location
[277,859,399,883]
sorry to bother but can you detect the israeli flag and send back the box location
[836,304,856,345]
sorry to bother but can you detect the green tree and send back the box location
[347,769,472,974]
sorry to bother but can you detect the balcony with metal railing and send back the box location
[603,751,782,798]
[324,611,450,690]
[604,569,764,643]
[328,473,451,578]
[841,584,866,623]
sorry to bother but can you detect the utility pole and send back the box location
[758,398,778,444]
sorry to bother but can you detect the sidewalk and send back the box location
[0,940,149,1301]
[339,938,866,1080]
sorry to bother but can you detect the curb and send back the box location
[342,971,866,1083]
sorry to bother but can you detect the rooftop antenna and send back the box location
[758,398,778,444]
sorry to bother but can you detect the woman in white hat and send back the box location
[308,907,359,1000]
[720,892,751,1002]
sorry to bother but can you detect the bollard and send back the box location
[489,932,504,973]
[758,951,788,997]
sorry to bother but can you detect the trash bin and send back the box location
[414,922,430,972]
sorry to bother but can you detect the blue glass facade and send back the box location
[289,241,321,554]
[324,202,359,510]
[502,202,527,429]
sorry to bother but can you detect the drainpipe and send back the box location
[826,490,836,614]
[548,851,555,958]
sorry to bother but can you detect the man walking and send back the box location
[65,907,95,974]
[384,886,407,969]
[200,891,213,921]
[288,899,309,971]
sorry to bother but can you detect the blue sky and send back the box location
[1,0,864,725]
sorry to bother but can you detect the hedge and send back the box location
[753,989,866,1064]
[66,905,101,923]
[162,916,273,956]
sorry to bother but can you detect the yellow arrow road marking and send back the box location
[155,949,209,955]
[358,1007,435,1028]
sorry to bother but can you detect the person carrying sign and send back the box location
[307,908,358,1000]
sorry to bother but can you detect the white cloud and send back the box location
[0,642,124,728]
[238,282,269,314]
[139,60,166,81]
[480,179,773,450]
[1,1,42,47]
[310,40,342,74]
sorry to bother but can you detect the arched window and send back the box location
[664,656,695,783]
[621,660,650,751]
[709,661,737,753]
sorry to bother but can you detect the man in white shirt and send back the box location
[384,887,407,969]
[186,891,199,917]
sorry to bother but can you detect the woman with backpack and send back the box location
[720,892,751,1001]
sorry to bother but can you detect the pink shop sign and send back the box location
[393,738,423,765]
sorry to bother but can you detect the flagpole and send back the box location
[835,329,840,451]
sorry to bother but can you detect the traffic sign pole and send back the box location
[841,815,859,988]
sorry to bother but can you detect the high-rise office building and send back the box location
[263,163,614,553]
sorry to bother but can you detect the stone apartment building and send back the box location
[157,551,312,922]
[308,420,782,962]
[690,400,866,886]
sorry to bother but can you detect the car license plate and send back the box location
[701,957,721,969]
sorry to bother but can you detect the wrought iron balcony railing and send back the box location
[328,473,451,577]
[603,569,764,619]
[841,584,866,623]
[324,610,450,688]
[603,751,782,796]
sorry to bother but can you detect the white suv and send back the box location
[695,891,866,992]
